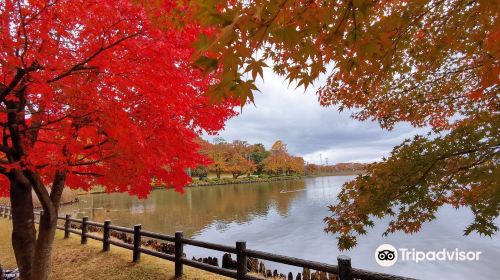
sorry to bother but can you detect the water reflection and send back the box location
[62,178,307,237]
[61,176,500,280]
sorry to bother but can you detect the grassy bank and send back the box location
[189,174,302,187]
[188,171,363,187]
[0,219,228,280]
[77,175,304,195]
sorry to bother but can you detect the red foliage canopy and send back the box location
[0,0,236,197]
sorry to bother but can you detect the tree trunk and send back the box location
[216,169,221,179]
[31,212,58,280]
[8,169,66,280]
[29,170,66,280]
[9,178,36,280]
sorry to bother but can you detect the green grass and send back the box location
[0,219,230,280]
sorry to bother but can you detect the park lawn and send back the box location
[0,219,228,280]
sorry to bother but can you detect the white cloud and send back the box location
[205,68,426,164]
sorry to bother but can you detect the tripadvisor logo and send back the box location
[375,244,482,267]
[375,244,398,267]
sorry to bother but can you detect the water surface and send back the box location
[61,176,500,279]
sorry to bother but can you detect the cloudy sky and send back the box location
[205,68,425,164]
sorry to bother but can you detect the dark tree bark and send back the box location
[8,171,66,280]
[30,171,66,280]
[31,213,57,280]
[7,169,67,280]
[9,173,36,280]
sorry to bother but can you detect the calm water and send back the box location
[61,176,500,279]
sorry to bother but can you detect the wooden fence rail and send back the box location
[0,205,416,280]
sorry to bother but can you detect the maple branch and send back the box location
[75,150,102,162]
[391,144,499,201]
[49,170,67,209]
[34,163,50,169]
[4,89,29,159]
[0,61,43,105]
[26,114,73,130]
[249,0,289,51]
[25,110,100,147]
[380,0,447,68]
[48,32,142,83]
[83,139,109,150]
[0,68,26,103]
[32,139,59,145]
[16,0,30,67]
[24,169,55,217]
[263,0,289,26]
[322,2,351,46]
[70,155,115,166]
[351,1,357,43]
[390,63,486,94]
[0,144,12,155]
[24,0,60,26]
[71,171,104,177]
[3,126,9,147]
[437,144,499,160]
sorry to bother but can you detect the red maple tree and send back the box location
[0,1,236,279]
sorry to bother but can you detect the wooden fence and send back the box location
[0,205,415,280]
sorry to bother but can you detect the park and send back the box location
[0,0,498,279]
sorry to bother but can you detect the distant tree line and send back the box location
[192,138,304,179]
[305,162,367,175]
[191,138,367,180]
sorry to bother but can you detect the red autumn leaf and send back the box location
[0,0,238,198]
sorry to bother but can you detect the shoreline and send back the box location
[187,171,362,188]
[77,171,363,196]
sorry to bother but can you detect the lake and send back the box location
[60,176,500,279]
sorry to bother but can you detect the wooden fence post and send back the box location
[236,241,247,280]
[64,214,71,239]
[103,220,111,252]
[337,255,353,280]
[81,216,88,245]
[175,231,184,278]
[133,224,141,262]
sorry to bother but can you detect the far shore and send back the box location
[76,171,364,196]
